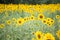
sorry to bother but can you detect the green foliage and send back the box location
[0,10,60,40]
[0,0,60,4]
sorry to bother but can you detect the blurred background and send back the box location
[0,0,60,4]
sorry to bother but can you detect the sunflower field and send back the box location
[0,4,60,40]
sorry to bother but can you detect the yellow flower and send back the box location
[0,4,5,12]
[35,31,43,40]
[50,19,54,24]
[12,18,16,22]
[5,4,12,10]
[12,4,18,10]
[56,15,60,19]
[32,38,35,40]
[6,20,11,25]
[44,18,51,26]
[46,18,54,27]
[46,21,52,27]
[46,22,52,27]
[38,14,44,20]
[30,16,35,20]
[24,17,30,22]
[58,20,60,23]
[42,19,47,24]
[50,8,55,12]
[32,32,35,35]
[0,24,4,28]
[0,4,60,12]
[46,18,52,22]
[44,33,55,40]
[56,30,60,39]
[17,18,24,25]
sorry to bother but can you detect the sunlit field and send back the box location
[0,4,60,40]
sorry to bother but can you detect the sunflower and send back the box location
[46,18,54,27]
[6,20,11,25]
[0,4,5,12]
[46,18,52,22]
[0,24,4,28]
[44,33,55,40]
[30,16,35,20]
[50,19,54,24]
[32,32,35,35]
[47,22,52,27]
[17,18,24,25]
[11,4,18,11]
[56,15,60,19]
[24,17,30,22]
[12,18,16,22]
[5,4,12,10]
[56,30,60,39]
[58,20,60,23]
[42,19,47,24]
[38,14,44,20]
[32,38,35,40]
[35,31,43,40]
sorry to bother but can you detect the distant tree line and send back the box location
[0,0,60,4]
